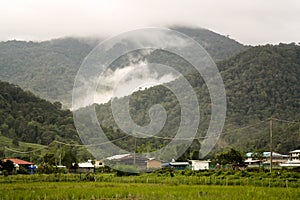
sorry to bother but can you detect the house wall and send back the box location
[94,160,105,168]
[147,160,162,169]
[77,168,94,173]
[291,152,300,161]
[191,161,209,170]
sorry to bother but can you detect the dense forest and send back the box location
[0,81,79,145]
[0,28,299,161]
[0,81,95,163]
[0,27,246,108]
[171,26,247,62]
[93,43,300,156]
[0,38,96,108]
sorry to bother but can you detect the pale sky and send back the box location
[0,0,299,45]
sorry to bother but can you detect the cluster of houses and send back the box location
[76,154,210,172]
[2,149,300,174]
[244,149,300,167]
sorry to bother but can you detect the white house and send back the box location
[279,149,300,167]
[189,160,210,170]
[78,160,95,173]
[289,149,300,161]
[246,152,289,166]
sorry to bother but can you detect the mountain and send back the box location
[219,43,300,153]
[0,27,246,108]
[0,38,97,108]
[171,26,246,62]
[0,80,79,145]
[92,43,300,155]
[0,80,95,163]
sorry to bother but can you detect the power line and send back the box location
[272,118,299,124]
[51,118,272,145]
[4,146,48,154]
[4,117,297,152]
[222,119,268,134]
[52,134,130,147]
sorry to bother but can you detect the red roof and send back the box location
[3,158,33,165]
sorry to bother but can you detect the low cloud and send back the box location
[94,61,178,104]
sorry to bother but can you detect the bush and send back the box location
[18,166,29,174]
[114,165,139,176]
[235,170,251,177]
[36,164,55,174]
[2,170,8,177]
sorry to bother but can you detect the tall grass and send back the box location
[1,171,299,188]
[1,182,299,200]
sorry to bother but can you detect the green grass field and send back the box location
[1,181,299,200]
[1,170,300,199]
[0,135,48,157]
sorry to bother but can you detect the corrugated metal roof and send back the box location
[78,162,94,168]
[290,149,300,153]
[106,154,131,160]
[3,158,33,165]
[170,162,189,166]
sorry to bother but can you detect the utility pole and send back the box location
[3,146,6,158]
[133,136,136,166]
[270,117,273,173]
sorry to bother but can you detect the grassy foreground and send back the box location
[1,181,300,200]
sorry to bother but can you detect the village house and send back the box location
[106,154,148,170]
[189,160,211,170]
[3,158,35,174]
[168,161,190,170]
[280,149,300,167]
[245,152,289,167]
[289,149,300,161]
[77,160,95,173]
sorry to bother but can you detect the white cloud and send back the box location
[94,61,178,104]
[0,0,299,44]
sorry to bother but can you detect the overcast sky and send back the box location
[0,0,299,45]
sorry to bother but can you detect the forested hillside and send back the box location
[94,43,300,155]
[219,43,300,153]
[0,38,96,108]
[0,81,79,145]
[171,26,246,62]
[0,30,298,159]
[0,27,246,108]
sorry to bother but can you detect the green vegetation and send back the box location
[94,43,300,155]
[216,148,245,167]
[220,43,300,153]
[0,27,245,108]
[0,81,79,145]
[1,182,299,200]
[2,168,300,187]
[0,81,94,164]
[171,26,247,62]
[0,38,96,108]
[1,170,300,200]
[0,35,299,161]
[0,135,47,159]
[0,135,46,152]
